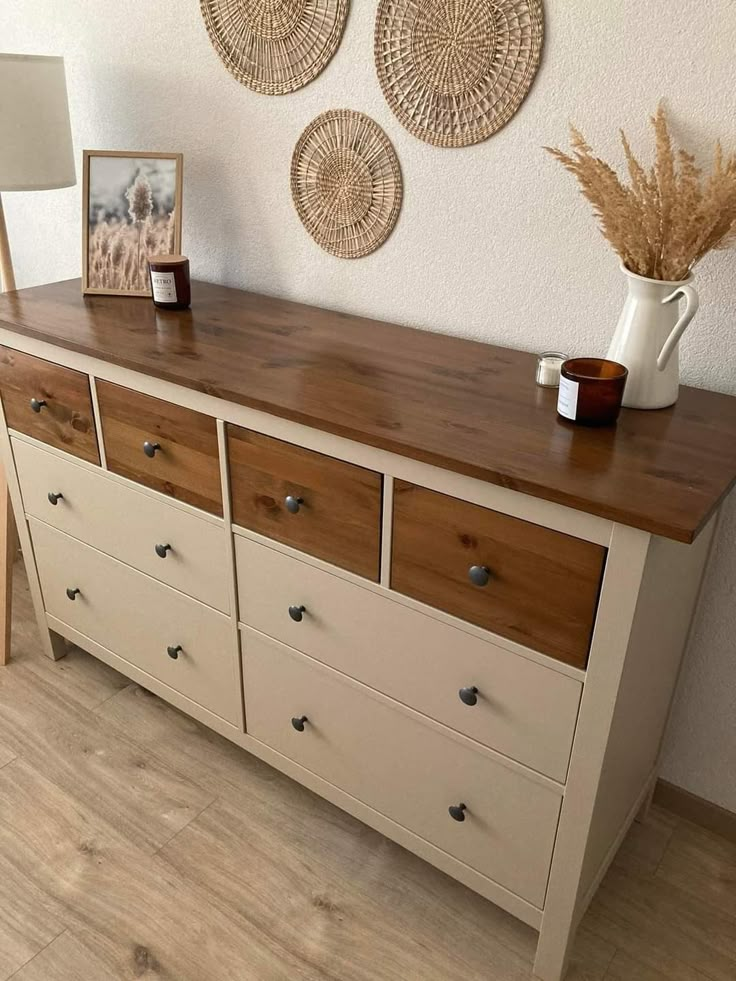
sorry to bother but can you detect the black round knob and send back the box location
[155,543,172,559]
[291,715,308,732]
[65,587,81,601]
[143,441,161,458]
[47,491,64,506]
[284,495,304,514]
[30,398,47,413]
[449,803,467,822]
[468,565,491,587]
[459,686,479,706]
[167,645,182,660]
[288,604,306,623]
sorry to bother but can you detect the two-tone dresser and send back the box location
[0,279,735,981]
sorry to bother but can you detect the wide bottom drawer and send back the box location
[236,535,581,782]
[31,518,241,725]
[242,629,562,908]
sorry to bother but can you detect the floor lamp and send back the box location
[0,53,76,663]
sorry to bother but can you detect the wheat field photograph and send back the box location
[83,151,182,296]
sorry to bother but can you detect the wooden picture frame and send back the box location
[82,150,183,297]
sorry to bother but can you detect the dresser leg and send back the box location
[533,923,573,981]
[46,628,68,661]
[0,467,15,666]
[534,526,654,981]
[635,773,657,824]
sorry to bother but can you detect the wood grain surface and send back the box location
[391,481,606,668]
[96,381,222,516]
[0,346,99,464]
[228,426,382,580]
[0,279,735,542]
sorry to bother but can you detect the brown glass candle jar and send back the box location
[148,255,191,310]
[557,358,628,426]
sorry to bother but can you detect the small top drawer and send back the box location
[391,482,606,669]
[228,426,382,581]
[0,347,99,464]
[96,382,222,516]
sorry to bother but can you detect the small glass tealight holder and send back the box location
[536,352,569,388]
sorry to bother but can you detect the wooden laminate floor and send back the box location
[1,563,735,981]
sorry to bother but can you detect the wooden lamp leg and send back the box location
[0,190,16,665]
[0,194,16,293]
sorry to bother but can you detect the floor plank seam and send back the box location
[153,843,351,981]
[87,686,227,808]
[151,793,220,856]
[89,679,136,712]
[651,818,680,879]
[597,941,618,978]
[2,719,218,861]
[600,961,614,980]
[5,927,68,981]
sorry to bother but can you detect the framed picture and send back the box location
[82,150,183,296]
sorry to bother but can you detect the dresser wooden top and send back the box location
[1,278,734,543]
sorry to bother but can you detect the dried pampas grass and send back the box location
[545,105,736,282]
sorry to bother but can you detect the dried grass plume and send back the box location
[545,105,736,281]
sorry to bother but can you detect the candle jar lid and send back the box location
[148,254,191,310]
[148,254,188,267]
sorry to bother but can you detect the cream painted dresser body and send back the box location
[0,280,734,981]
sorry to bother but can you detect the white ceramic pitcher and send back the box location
[606,265,699,409]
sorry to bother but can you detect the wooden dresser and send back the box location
[0,279,734,981]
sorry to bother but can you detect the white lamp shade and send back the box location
[0,54,76,191]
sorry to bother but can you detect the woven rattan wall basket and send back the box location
[375,0,544,148]
[290,110,403,259]
[200,0,349,95]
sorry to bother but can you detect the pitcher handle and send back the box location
[657,285,699,371]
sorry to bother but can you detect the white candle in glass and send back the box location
[536,352,568,388]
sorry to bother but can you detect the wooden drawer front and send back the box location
[31,519,239,724]
[0,347,99,464]
[14,438,229,613]
[236,537,581,782]
[243,630,561,908]
[228,426,382,581]
[391,482,606,669]
[96,381,222,516]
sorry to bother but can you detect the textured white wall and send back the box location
[2,1,735,809]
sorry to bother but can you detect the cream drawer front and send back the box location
[14,438,229,613]
[31,519,240,725]
[243,630,560,908]
[236,537,580,782]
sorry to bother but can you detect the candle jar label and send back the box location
[151,271,177,303]
[557,375,579,420]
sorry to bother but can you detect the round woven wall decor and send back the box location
[374,0,544,148]
[200,0,349,95]
[290,110,403,259]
